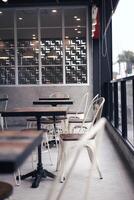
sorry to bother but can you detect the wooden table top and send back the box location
[33,99,73,106]
[0,130,43,173]
[0,97,8,102]
[39,97,70,100]
[1,106,68,117]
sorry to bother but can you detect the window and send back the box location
[112,0,134,80]
[64,8,87,84]
[0,10,15,84]
[17,9,39,85]
[0,7,88,85]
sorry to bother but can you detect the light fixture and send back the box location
[76,18,80,21]
[23,48,34,59]
[0,11,3,14]
[18,17,23,20]
[47,50,58,59]
[52,9,57,13]
[0,50,9,60]
[2,0,8,2]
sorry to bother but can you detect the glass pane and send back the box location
[126,81,134,146]
[64,8,86,27]
[40,9,63,84]
[118,82,122,131]
[0,10,14,28]
[17,9,37,28]
[0,10,15,85]
[64,8,87,84]
[40,8,62,27]
[112,0,134,79]
[17,9,39,85]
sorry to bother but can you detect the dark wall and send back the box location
[93,0,113,97]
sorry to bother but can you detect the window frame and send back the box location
[0,6,89,87]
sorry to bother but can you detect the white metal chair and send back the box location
[47,118,107,200]
[49,92,69,99]
[46,92,70,145]
[0,94,8,130]
[57,97,105,182]
[67,93,99,132]
[26,121,53,165]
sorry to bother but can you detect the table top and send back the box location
[0,129,43,173]
[39,97,70,100]
[33,99,73,106]
[1,106,68,117]
[0,97,8,102]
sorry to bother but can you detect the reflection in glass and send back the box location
[0,11,15,85]
[17,9,39,85]
[126,81,134,146]
[64,8,87,84]
[118,82,122,131]
[112,0,134,79]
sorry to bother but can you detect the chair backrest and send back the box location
[79,96,105,133]
[47,118,107,200]
[75,93,99,118]
[75,92,89,117]
[49,92,69,98]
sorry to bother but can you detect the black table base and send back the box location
[17,143,55,188]
[18,167,55,188]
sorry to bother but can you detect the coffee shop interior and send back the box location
[0,0,133,199]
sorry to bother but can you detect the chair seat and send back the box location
[67,111,84,115]
[0,181,13,200]
[68,118,92,123]
[60,133,83,141]
[48,116,67,121]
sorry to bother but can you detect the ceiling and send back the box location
[0,0,95,7]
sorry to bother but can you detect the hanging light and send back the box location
[2,0,8,2]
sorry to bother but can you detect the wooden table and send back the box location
[33,99,73,145]
[0,130,43,174]
[0,97,8,102]
[1,106,68,188]
[39,97,70,101]
[33,99,73,107]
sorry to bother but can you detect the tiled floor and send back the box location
[0,130,134,200]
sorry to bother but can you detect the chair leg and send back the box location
[43,132,53,165]
[56,141,62,171]
[59,152,67,183]
[94,159,103,179]
[4,117,8,129]
[0,115,4,130]
[14,169,21,186]
[58,142,69,183]
[86,146,103,179]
